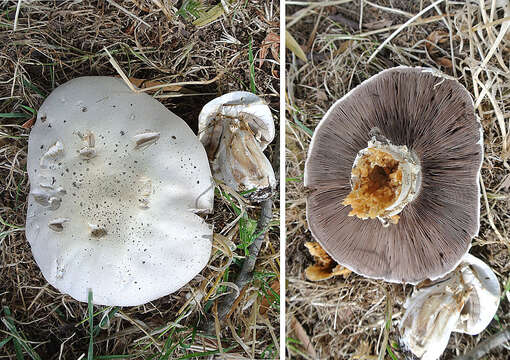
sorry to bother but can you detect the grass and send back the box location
[88,290,94,360]
[1,306,42,360]
[249,36,258,94]
[0,112,31,119]
[176,0,202,20]
[286,1,510,359]
[0,0,279,358]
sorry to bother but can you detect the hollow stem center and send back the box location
[342,136,421,226]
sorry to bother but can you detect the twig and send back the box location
[304,8,324,53]
[454,328,510,360]
[204,198,273,332]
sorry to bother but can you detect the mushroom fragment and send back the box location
[305,67,483,284]
[26,77,214,306]
[453,254,500,335]
[400,254,500,360]
[77,131,96,160]
[198,91,276,201]
[304,242,351,281]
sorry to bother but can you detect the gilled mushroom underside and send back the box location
[305,67,483,284]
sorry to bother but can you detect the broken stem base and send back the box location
[343,134,421,226]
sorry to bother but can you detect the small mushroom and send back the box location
[305,67,483,284]
[399,254,500,360]
[198,91,276,201]
[26,77,214,306]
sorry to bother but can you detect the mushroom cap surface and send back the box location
[26,76,214,306]
[305,67,483,284]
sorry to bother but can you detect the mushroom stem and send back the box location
[343,134,421,226]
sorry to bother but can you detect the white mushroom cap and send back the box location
[399,253,500,360]
[454,254,500,335]
[198,91,276,201]
[26,77,214,306]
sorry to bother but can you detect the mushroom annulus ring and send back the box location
[26,77,214,306]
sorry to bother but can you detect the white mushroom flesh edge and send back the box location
[198,91,276,201]
[346,135,421,226]
[399,254,500,360]
[26,77,214,306]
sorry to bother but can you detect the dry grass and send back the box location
[0,0,279,359]
[286,1,510,359]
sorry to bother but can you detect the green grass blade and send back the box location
[293,118,314,136]
[0,216,23,229]
[386,344,398,360]
[20,105,36,116]
[192,4,224,26]
[88,290,94,360]
[286,175,303,182]
[239,188,257,196]
[0,113,31,119]
[248,37,257,94]
[76,306,110,326]
[0,336,12,348]
[93,307,119,336]
[2,306,41,360]
[3,306,23,359]
[179,327,196,350]
[238,215,258,255]
[22,79,47,97]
